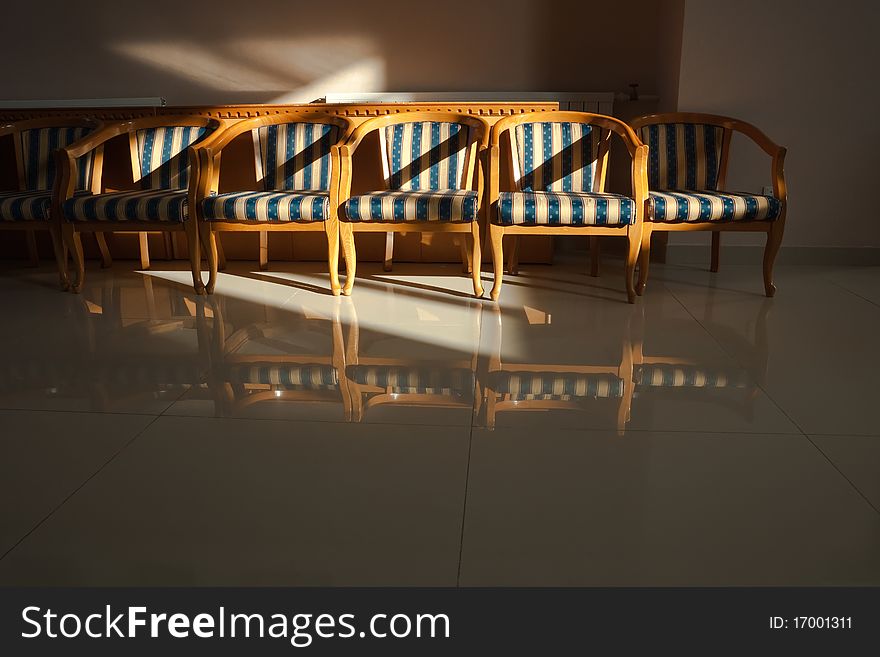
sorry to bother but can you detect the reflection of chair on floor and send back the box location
[631,300,770,421]
[483,305,634,435]
[206,298,351,419]
[0,117,111,286]
[343,304,480,422]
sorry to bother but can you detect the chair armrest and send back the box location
[732,123,787,201]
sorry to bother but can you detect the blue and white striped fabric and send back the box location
[490,371,624,400]
[649,190,781,223]
[382,122,469,191]
[510,122,602,193]
[347,365,474,395]
[227,363,338,390]
[636,364,748,388]
[201,191,329,222]
[639,123,724,191]
[344,189,478,223]
[135,126,209,190]
[20,126,95,191]
[495,191,634,226]
[0,190,52,221]
[253,123,338,192]
[63,189,188,222]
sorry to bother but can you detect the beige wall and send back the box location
[676,0,880,250]
[0,0,682,106]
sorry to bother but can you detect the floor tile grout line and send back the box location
[828,279,880,310]
[663,282,880,518]
[0,414,162,564]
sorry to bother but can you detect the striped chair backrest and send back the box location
[380,122,470,191]
[134,125,210,190]
[638,123,724,190]
[509,122,604,193]
[20,125,96,191]
[252,122,339,192]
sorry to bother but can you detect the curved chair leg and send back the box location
[459,237,471,274]
[259,231,268,271]
[96,233,112,268]
[63,225,85,294]
[138,232,150,270]
[25,230,39,267]
[507,235,519,275]
[636,227,652,295]
[326,221,342,296]
[470,222,484,298]
[216,234,227,271]
[710,231,721,273]
[206,229,219,294]
[49,225,70,291]
[184,221,205,294]
[383,232,394,272]
[489,223,505,301]
[624,226,641,304]
[763,221,784,297]
[590,236,600,277]
[340,222,356,296]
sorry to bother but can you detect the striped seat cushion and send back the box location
[254,122,338,192]
[639,123,724,191]
[649,190,781,223]
[344,190,478,223]
[227,363,338,390]
[135,125,210,190]
[635,364,748,388]
[20,125,96,192]
[495,191,634,226]
[490,371,624,400]
[347,365,474,395]
[382,122,470,191]
[0,190,52,221]
[511,122,604,193]
[63,189,188,222]
[202,191,329,222]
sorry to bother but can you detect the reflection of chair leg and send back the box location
[710,231,721,273]
[95,233,112,268]
[383,232,394,272]
[507,235,519,275]
[590,236,600,277]
[259,231,268,271]
[138,233,150,270]
[763,221,784,297]
[617,340,634,437]
[489,224,505,301]
[25,230,39,267]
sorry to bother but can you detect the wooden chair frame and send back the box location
[335,111,490,297]
[0,117,111,288]
[629,112,787,297]
[190,113,354,295]
[54,115,227,293]
[487,111,648,303]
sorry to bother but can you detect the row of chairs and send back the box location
[0,110,786,301]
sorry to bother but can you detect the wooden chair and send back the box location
[486,111,648,303]
[336,111,490,297]
[55,115,227,293]
[190,113,354,295]
[0,117,111,288]
[629,113,787,296]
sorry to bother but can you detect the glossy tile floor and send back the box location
[1,256,879,585]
